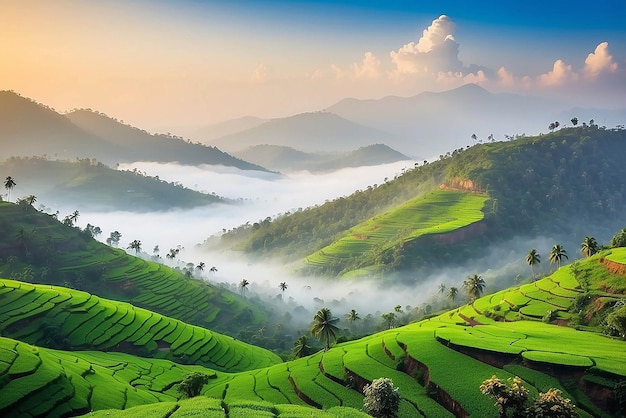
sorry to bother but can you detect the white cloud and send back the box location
[352,52,382,80]
[389,15,462,76]
[537,59,578,86]
[584,41,618,79]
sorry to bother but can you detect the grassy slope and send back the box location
[2,251,624,417]
[0,157,224,211]
[304,189,488,276]
[0,202,267,338]
[0,278,281,371]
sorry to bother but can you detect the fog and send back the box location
[57,160,612,331]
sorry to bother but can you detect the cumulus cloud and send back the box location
[353,52,382,80]
[537,59,578,86]
[390,15,463,76]
[584,41,618,79]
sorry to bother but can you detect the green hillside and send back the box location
[0,202,268,340]
[0,278,281,371]
[0,157,225,211]
[219,125,626,277]
[303,189,488,276]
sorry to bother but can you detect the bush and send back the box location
[363,377,400,418]
[176,372,210,398]
[610,228,626,248]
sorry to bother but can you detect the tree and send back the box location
[176,372,210,398]
[571,117,578,126]
[346,309,360,326]
[209,266,218,274]
[4,176,16,202]
[438,283,447,295]
[239,278,250,297]
[462,274,486,302]
[363,377,401,418]
[611,228,626,248]
[68,210,80,225]
[580,236,599,258]
[107,231,122,247]
[381,312,396,329]
[526,389,577,418]
[549,122,556,132]
[447,287,458,304]
[291,335,312,359]
[549,244,568,269]
[24,195,37,206]
[127,240,142,254]
[526,249,541,280]
[310,307,339,350]
[279,282,287,299]
[196,262,205,272]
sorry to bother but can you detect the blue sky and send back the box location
[2,0,625,129]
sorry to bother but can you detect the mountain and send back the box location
[189,115,267,143]
[0,90,125,161]
[208,111,396,153]
[232,143,411,172]
[0,157,225,212]
[0,90,270,171]
[326,83,626,157]
[65,109,270,170]
[217,125,626,278]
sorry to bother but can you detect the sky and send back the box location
[2,0,625,132]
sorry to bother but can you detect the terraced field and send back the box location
[0,202,267,336]
[0,336,219,417]
[0,279,281,371]
[304,190,488,276]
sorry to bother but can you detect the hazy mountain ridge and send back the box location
[233,143,411,172]
[326,83,626,156]
[0,157,226,212]
[0,91,271,172]
[208,111,397,153]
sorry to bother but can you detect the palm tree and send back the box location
[68,210,80,225]
[580,236,599,258]
[526,249,541,280]
[127,240,142,254]
[239,279,250,297]
[4,176,16,202]
[447,287,458,304]
[25,195,37,206]
[279,282,288,300]
[292,336,312,359]
[346,309,360,326]
[462,274,486,302]
[549,244,568,269]
[310,308,339,350]
[209,266,218,274]
[196,262,205,272]
[438,283,447,295]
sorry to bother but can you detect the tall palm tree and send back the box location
[447,287,458,304]
[438,283,447,295]
[196,262,205,272]
[68,210,80,225]
[346,309,360,326]
[310,308,339,350]
[580,236,599,258]
[462,274,486,302]
[239,279,250,297]
[526,249,541,280]
[549,244,568,269]
[279,282,288,300]
[292,336,312,359]
[4,176,16,202]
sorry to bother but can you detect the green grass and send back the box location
[0,278,281,372]
[304,190,488,275]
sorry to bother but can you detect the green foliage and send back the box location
[605,304,626,338]
[176,372,210,398]
[311,308,340,350]
[611,228,626,248]
[363,377,401,418]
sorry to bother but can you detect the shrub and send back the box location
[610,228,626,248]
[176,372,210,398]
[363,377,400,418]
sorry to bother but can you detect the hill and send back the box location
[217,125,626,278]
[0,278,281,371]
[4,248,624,417]
[0,157,225,211]
[0,201,269,341]
[189,115,267,143]
[208,112,396,153]
[66,109,269,170]
[326,83,626,156]
[232,144,411,173]
[0,90,270,171]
